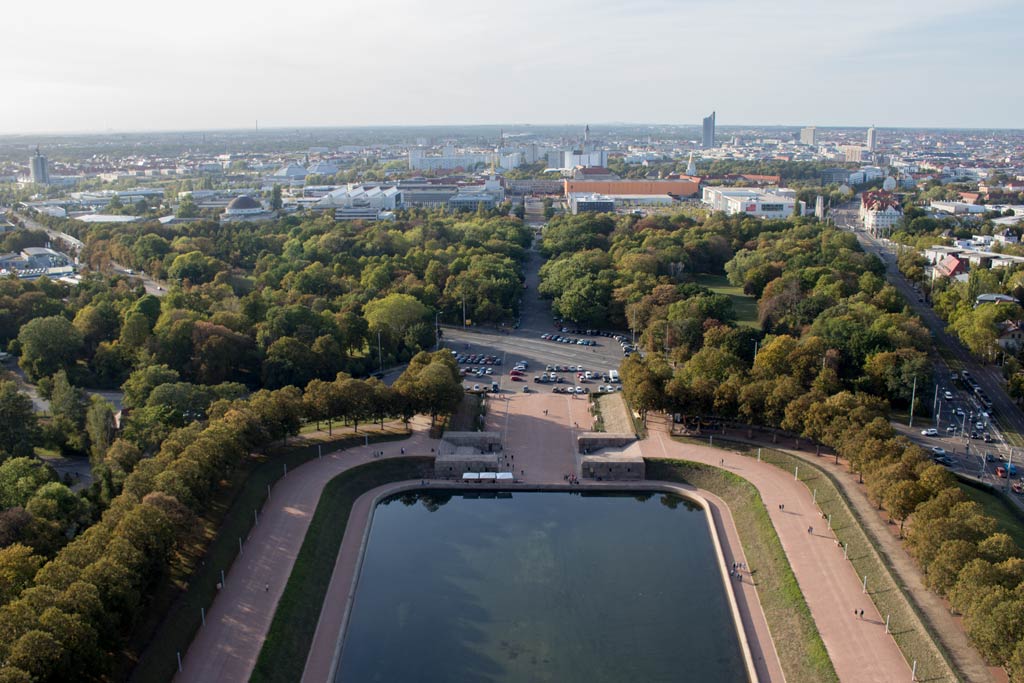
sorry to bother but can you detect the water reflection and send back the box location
[337,491,746,682]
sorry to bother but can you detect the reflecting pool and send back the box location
[336,490,747,682]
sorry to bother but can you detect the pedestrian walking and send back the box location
[265,584,269,592]
[860,609,864,618]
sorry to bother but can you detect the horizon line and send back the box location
[1,121,1023,139]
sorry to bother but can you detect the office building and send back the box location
[799,127,817,146]
[842,146,866,163]
[702,187,804,218]
[29,149,49,185]
[702,112,716,148]
[866,126,878,152]
[447,176,505,211]
[546,149,608,170]
[568,193,615,215]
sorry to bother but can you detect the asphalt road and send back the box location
[831,214,1024,499]
[441,229,631,396]
[14,211,167,297]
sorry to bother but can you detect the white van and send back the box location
[608,370,619,383]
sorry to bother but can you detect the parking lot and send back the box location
[447,327,631,398]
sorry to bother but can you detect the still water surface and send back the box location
[336,490,746,682]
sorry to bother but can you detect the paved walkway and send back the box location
[172,417,437,683]
[174,397,915,683]
[675,421,995,683]
[638,429,913,683]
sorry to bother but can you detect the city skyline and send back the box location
[3,0,1022,134]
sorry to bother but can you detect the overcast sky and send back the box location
[4,0,1020,133]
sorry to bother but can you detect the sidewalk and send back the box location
[670,421,995,683]
[642,430,913,683]
[173,416,436,683]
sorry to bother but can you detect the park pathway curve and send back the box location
[640,429,914,683]
[172,417,437,683]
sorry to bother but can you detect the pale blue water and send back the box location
[336,490,747,682]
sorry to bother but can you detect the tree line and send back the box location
[610,216,1024,679]
[0,350,460,682]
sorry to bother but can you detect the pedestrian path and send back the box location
[172,417,436,683]
[641,430,913,683]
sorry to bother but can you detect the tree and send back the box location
[884,479,927,536]
[303,379,341,435]
[363,293,430,340]
[85,397,116,466]
[336,378,371,432]
[0,382,39,460]
[270,184,283,211]
[5,630,62,681]
[48,371,88,454]
[0,544,44,605]
[167,251,221,284]
[72,302,120,354]
[924,539,977,595]
[0,458,57,508]
[121,364,180,410]
[16,316,83,381]
[393,351,462,427]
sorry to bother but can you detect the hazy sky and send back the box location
[4,0,1020,133]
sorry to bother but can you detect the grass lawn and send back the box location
[129,431,411,683]
[693,273,760,328]
[250,457,434,683]
[674,438,958,682]
[958,479,1024,549]
[646,459,837,683]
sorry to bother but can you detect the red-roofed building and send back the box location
[859,190,903,236]
[933,254,967,280]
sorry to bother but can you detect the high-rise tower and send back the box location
[702,112,716,148]
[866,126,878,152]
[29,147,49,185]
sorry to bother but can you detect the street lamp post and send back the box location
[377,331,383,375]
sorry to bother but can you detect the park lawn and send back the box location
[250,457,434,683]
[646,459,837,683]
[693,273,760,328]
[129,430,411,683]
[958,480,1024,549]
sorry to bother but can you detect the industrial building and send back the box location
[563,178,700,199]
